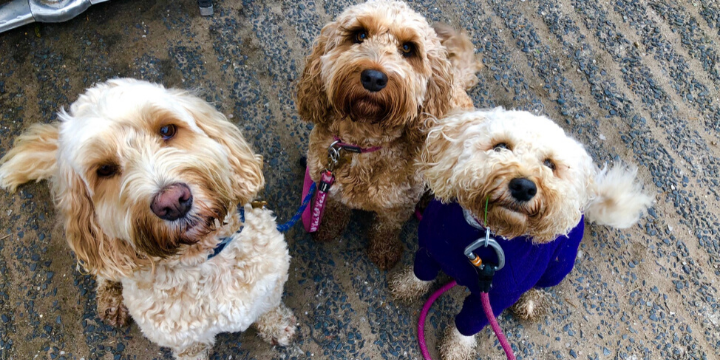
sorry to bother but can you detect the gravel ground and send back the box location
[0,0,719,359]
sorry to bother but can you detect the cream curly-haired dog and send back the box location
[297,0,482,269]
[390,108,653,360]
[0,79,296,359]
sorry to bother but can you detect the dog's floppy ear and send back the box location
[55,164,143,280]
[417,112,469,202]
[407,42,454,146]
[177,93,265,204]
[0,122,60,192]
[584,163,653,229]
[297,23,337,125]
[420,46,453,123]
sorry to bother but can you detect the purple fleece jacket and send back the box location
[414,200,584,336]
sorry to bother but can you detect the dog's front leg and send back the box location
[367,208,411,270]
[253,302,297,346]
[439,324,477,360]
[312,195,351,243]
[95,276,129,327]
[388,265,434,302]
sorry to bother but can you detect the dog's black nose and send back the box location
[151,183,193,221]
[360,69,388,92]
[509,178,537,202]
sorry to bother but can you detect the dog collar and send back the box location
[207,205,245,260]
[331,136,383,153]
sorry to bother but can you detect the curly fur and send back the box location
[0,79,295,359]
[96,276,130,327]
[509,288,549,321]
[585,164,653,228]
[297,0,481,269]
[388,265,434,302]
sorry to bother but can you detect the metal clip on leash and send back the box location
[464,229,505,292]
[320,140,341,191]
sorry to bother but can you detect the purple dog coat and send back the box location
[414,200,584,336]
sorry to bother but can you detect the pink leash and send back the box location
[301,137,383,233]
[418,281,516,360]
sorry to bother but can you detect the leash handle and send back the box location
[309,170,334,232]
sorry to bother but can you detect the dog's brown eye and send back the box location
[493,143,510,151]
[159,124,177,140]
[96,164,119,178]
[401,43,415,57]
[354,30,368,43]
[543,159,556,171]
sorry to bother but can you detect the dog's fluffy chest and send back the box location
[120,207,290,348]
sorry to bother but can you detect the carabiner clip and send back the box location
[326,140,341,172]
[463,229,505,271]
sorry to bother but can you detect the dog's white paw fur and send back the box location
[510,288,549,321]
[388,266,433,302]
[174,343,210,360]
[254,303,297,346]
[439,325,477,360]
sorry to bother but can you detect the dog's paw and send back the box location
[174,343,210,360]
[255,303,297,346]
[510,288,549,321]
[439,325,477,360]
[311,229,339,243]
[388,266,432,302]
[96,279,130,327]
[99,301,130,327]
[368,240,403,270]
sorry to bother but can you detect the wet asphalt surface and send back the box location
[0,0,719,359]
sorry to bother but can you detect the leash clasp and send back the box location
[464,229,505,271]
[326,140,342,172]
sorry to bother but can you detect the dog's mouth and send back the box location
[347,97,388,123]
[472,189,543,220]
[493,201,533,216]
[177,214,216,242]
[177,206,227,241]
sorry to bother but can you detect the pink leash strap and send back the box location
[418,281,458,360]
[302,167,334,233]
[301,166,315,232]
[418,281,516,360]
[481,292,516,360]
